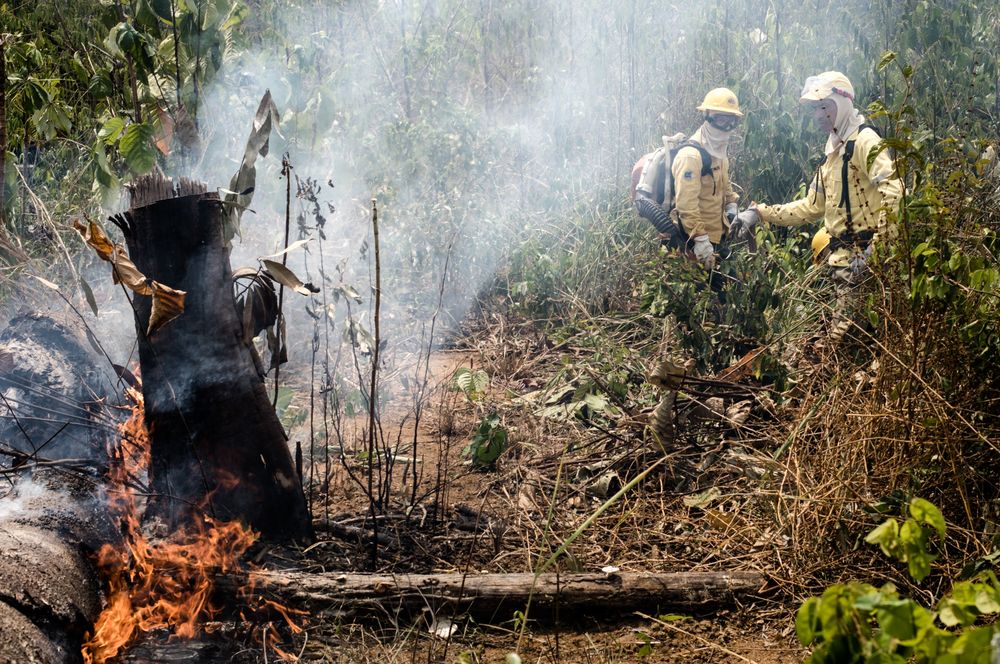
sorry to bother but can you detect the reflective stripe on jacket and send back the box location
[756,127,902,266]
[670,128,739,244]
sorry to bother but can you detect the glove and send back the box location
[848,244,874,281]
[729,208,760,243]
[691,234,716,270]
[725,202,738,223]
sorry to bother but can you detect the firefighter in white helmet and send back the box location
[673,87,743,271]
[732,71,902,283]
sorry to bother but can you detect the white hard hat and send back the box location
[799,71,855,103]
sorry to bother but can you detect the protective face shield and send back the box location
[808,99,838,133]
[706,113,741,132]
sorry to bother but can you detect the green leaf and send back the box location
[4,151,16,190]
[945,626,994,660]
[877,50,897,71]
[466,413,507,467]
[865,518,900,557]
[221,1,249,31]
[909,498,946,540]
[907,548,934,582]
[99,117,126,145]
[974,587,1000,615]
[119,122,158,174]
[22,78,51,114]
[796,597,820,645]
[876,599,932,646]
[79,277,99,316]
[92,144,119,192]
[450,367,490,401]
[657,614,688,622]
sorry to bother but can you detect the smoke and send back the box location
[141,1,714,388]
[15,0,880,403]
[0,478,49,524]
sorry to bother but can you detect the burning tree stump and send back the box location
[112,175,311,541]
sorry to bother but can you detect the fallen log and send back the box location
[0,313,120,664]
[235,570,766,620]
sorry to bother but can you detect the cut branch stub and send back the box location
[117,174,311,541]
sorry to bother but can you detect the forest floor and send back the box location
[255,311,809,663]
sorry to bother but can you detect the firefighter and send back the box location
[673,87,744,270]
[732,71,902,282]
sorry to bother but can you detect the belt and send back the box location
[828,229,874,252]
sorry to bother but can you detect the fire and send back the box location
[82,387,260,664]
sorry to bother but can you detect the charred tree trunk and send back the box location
[113,175,311,541]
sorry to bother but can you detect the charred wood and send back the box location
[0,314,120,664]
[113,173,311,541]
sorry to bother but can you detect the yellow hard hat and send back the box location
[812,227,831,265]
[696,88,743,117]
[799,71,855,103]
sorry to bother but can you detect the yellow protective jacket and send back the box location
[756,126,902,267]
[670,128,739,244]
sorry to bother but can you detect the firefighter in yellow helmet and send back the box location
[732,72,902,282]
[672,87,743,270]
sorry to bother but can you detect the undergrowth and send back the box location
[486,65,1000,622]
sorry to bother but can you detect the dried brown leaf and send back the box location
[155,106,174,156]
[73,219,116,261]
[31,275,60,291]
[79,277,99,316]
[111,249,153,295]
[262,259,317,296]
[75,218,187,334]
[148,281,187,336]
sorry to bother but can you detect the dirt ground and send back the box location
[269,341,807,663]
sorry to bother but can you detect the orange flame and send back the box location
[82,387,259,664]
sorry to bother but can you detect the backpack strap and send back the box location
[837,124,881,240]
[658,140,717,245]
[682,140,714,177]
[669,140,715,197]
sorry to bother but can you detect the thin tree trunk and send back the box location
[113,175,312,541]
[0,36,7,232]
[0,34,25,262]
[773,0,783,111]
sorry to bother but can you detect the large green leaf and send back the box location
[119,122,158,174]
[909,498,946,540]
[98,117,126,145]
